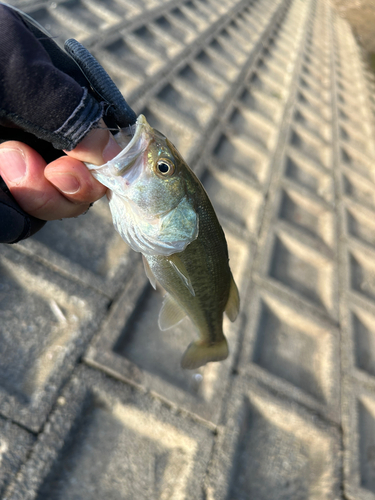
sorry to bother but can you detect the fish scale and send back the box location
[148,183,231,340]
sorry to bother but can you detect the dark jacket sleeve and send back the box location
[0,4,103,151]
[0,3,104,243]
[0,177,46,243]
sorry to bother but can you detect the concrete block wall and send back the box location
[1,0,375,498]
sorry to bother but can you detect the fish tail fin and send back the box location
[181,337,229,370]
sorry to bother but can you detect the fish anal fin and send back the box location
[158,294,187,331]
[167,255,195,296]
[142,255,157,290]
[181,337,229,370]
[225,275,240,322]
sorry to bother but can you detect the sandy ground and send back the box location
[331,0,375,56]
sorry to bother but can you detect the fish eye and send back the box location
[156,158,175,176]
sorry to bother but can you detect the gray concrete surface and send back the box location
[1,0,375,498]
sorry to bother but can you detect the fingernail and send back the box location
[0,148,27,184]
[47,173,80,195]
[103,133,121,163]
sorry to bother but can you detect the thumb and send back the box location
[65,119,121,165]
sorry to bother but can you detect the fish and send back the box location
[86,114,240,369]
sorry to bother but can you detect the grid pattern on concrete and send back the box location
[1,0,375,498]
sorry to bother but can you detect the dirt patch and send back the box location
[331,0,375,59]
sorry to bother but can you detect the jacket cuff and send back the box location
[51,88,103,151]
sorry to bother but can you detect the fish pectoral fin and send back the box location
[181,338,229,370]
[158,294,187,331]
[167,255,195,296]
[225,275,240,322]
[142,255,157,290]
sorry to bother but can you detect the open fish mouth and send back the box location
[85,114,152,191]
[109,114,151,178]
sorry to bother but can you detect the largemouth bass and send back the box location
[86,115,239,369]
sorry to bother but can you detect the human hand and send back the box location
[0,120,121,221]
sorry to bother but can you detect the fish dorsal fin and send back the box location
[158,294,187,331]
[167,255,195,296]
[142,255,157,290]
[225,275,240,322]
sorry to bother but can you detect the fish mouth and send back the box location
[110,114,151,178]
[84,114,153,192]
[118,114,148,151]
